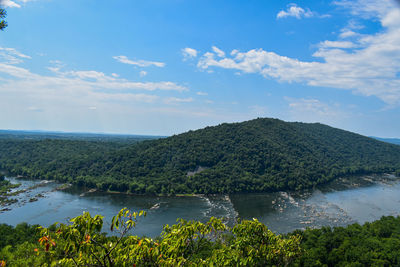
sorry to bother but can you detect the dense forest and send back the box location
[0,130,160,143]
[291,216,400,266]
[1,118,400,194]
[1,210,400,266]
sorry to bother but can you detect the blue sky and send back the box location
[0,0,399,137]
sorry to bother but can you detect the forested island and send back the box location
[1,118,400,195]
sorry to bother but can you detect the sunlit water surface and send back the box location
[1,175,399,237]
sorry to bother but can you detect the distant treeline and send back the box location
[1,118,400,194]
[0,130,161,143]
[1,214,400,266]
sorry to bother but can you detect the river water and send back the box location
[1,174,400,237]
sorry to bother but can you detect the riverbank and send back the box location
[0,177,21,208]
[0,177,72,212]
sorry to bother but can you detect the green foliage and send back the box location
[1,118,400,194]
[0,223,43,266]
[0,9,7,31]
[0,209,302,266]
[213,219,302,266]
[0,223,40,250]
[292,216,400,266]
[1,242,47,266]
[2,210,400,266]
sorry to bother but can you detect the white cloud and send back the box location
[182,47,198,60]
[319,40,356,48]
[43,66,187,92]
[196,91,208,96]
[0,47,31,64]
[0,47,188,116]
[277,4,315,19]
[139,70,147,77]
[113,55,165,68]
[339,30,358,38]
[164,97,194,104]
[212,46,225,57]
[49,59,63,65]
[197,0,400,105]
[0,0,21,8]
[0,0,36,8]
[333,0,393,19]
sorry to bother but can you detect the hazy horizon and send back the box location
[1,117,400,139]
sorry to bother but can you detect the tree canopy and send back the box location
[1,118,400,195]
[0,208,302,266]
[1,209,400,266]
[0,8,7,30]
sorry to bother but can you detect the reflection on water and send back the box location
[1,174,400,237]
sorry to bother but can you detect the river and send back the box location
[1,174,400,237]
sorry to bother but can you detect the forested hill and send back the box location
[1,118,400,194]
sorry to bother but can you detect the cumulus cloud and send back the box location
[139,70,147,77]
[339,30,358,38]
[277,3,315,19]
[113,55,165,67]
[181,47,198,60]
[197,0,400,105]
[212,46,225,57]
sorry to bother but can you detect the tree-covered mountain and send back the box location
[1,118,400,194]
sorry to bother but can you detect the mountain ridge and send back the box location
[1,117,400,194]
